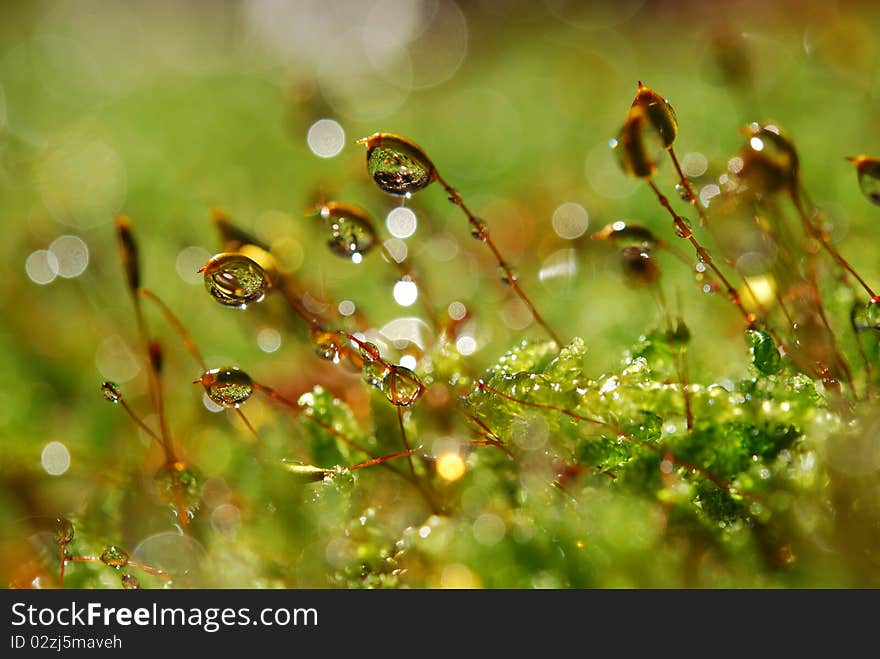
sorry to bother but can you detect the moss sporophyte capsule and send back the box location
[313,202,378,261]
[614,105,666,179]
[847,155,880,206]
[631,81,678,149]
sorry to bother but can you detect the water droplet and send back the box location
[499,266,517,285]
[311,328,351,364]
[866,299,880,327]
[100,545,129,568]
[674,217,693,239]
[674,182,690,201]
[747,329,781,375]
[470,218,489,241]
[153,462,202,515]
[55,517,74,545]
[362,356,391,390]
[620,246,660,287]
[383,365,424,407]
[848,155,880,206]
[197,367,253,408]
[737,122,799,195]
[358,341,383,364]
[614,105,665,179]
[101,381,121,403]
[631,81,678,148]
[202,253,270,308]
[315,202,378,260]
[591,221,661,248]
[360,133,435,196]
[120,573,141,589]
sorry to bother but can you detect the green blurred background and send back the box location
[1,0,879,587]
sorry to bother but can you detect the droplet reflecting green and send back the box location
[848,155,880,206]
[120,573,141,589]
[747,329,781,375]
[384,365,424,407]
[202,253,270,308]
[100,545,129,568]
[101,381,121,403]
[316,203,377,261]
[360,133,435,196]
[198,367,253,408]
[866,299,880,327]
[311,328,351,364]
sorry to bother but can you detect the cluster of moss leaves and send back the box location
[260,324,880,589]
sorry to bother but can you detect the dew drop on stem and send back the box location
[120,573,141,589]
[101,381,122,403]
[384,365,424,407]
[359,133,435,196]
[100,545,129,568]
[201,253,270,309]
[311,328,352,364]
[847,155,880,206]
[315,202,378,261]
[197,367,254,408]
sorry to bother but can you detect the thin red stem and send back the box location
[434,172,564,347]
[790,189,878,303]
[647,179,756,326]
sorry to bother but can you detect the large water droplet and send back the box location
[383,365,424,407]
[310,328,351,364]
[316,202,377,260]
[747,328,781,375]
[120,573,140,589]
[100,545,129,568]
[631,82,678,148]
[101,381,121,403]
[360,133,435,196]
[865,299,880,327]
[848,156,880,206]
[202,253,270,308]
[197,367,253,408]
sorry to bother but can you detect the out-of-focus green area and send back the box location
[1,1,879,588]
